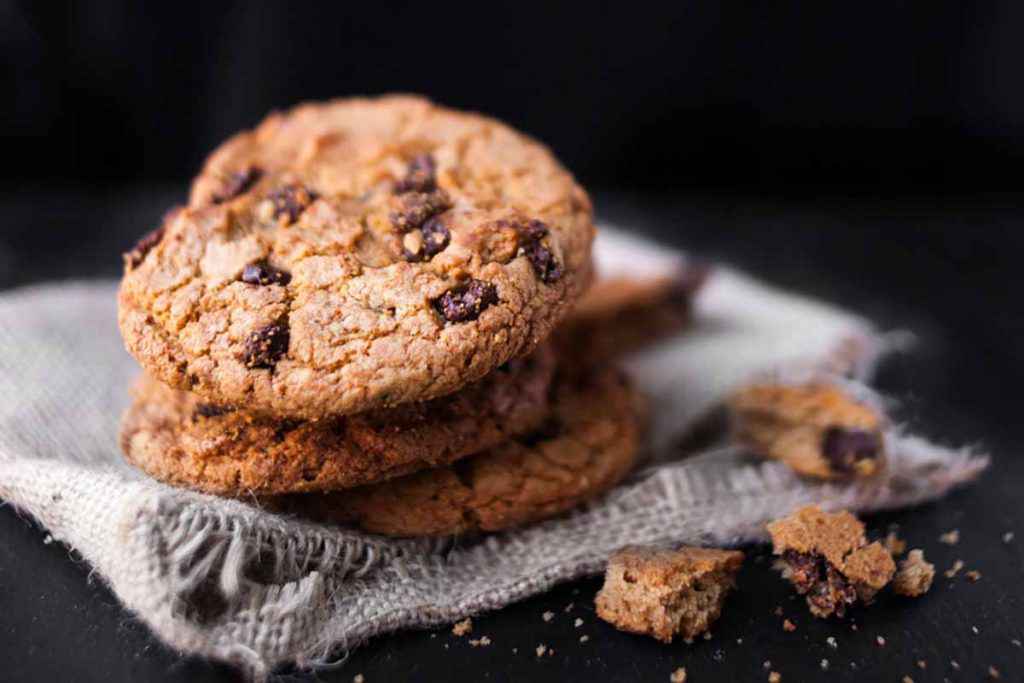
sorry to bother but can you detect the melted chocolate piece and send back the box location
[390,190,451,232]
[242,323,290,369]
[212,166,263,204]
[822,427,881,473]
[194,403,234,419]
[241,261,292,286]
[433,279,499,323]
[268,184,318,223]
[518,219,562,283]
[394,154,437,194]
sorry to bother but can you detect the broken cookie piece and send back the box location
[767,506,895,618]
[892,549,935,597]
[595,545,744,643]
[730,382,886,480]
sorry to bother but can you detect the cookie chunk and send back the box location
[555,265,708,367]
[278,366,641,536]
[595,546,744,643]
[892,549,935,597]
[730,383,885,479]
[120,345,555,495]
[118,95,594,419]
[768,506,895,618]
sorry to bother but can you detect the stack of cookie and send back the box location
[117,96,681,536]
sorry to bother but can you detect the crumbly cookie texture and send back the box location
[277,366,641,536]
[730,382,886,480]
[120,345,555,495]
[594,546,744,643]
[892,549,935,597]
[554,265,708,368]
[767,506,895,618]
[118,95,594,419]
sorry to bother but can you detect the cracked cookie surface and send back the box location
[118,95,594,418]
[120,345,555,495]
[277,365,641,536]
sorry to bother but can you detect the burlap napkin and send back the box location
[0,227,987,677]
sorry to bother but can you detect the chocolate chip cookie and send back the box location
[120,345,555,495]
[118,95,594,419]
[729,382,886,480]
[278,366,641,536]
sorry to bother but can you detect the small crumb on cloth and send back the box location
[669,667,687,683]
[939,529,960,545]
[452,618,472,636]
[542,611,554,622]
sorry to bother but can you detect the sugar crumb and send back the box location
[469,636,491,647]
[1003,531,1014,543]
[876,635,886,647]
[564,602,574,612]
[951,660,960,670]
[1012,639,1022,648]
[579,635,589,643]
[939,529,960,545]
[916,659,927,669]
[353,676,364,683]
[944,559,964,578]
[902,677,914,683]
[670,667,687,683]
[535,644,547,657]
[542,611,555,623]
[452,618,472,636]
[820,658,829,671]
[972,625,980,634]
[574,618,583,628]
[826,636,837,649]
[763,660,772,670]
[768,673,781,683]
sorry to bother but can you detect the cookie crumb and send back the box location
[703,631,713,641]
[579,635,589,643]
[763,660,772,670]
[1003,531,1014,544]
[783,619,797,632]
[916,659,927,669]
[876,635,886,647]
[353,675,364,683]
[944,559,964,579]
[773,606,784,616]
[542,611,555,623]
[951,660,960,670]
[820,658,829,671]
[902,677,914,683]
[767,506,895,618]
[535,644,547,657]
[965,570,982,582]
[452,618,473,636]
[43,534,53,545]
[939,529,960,545]
[826,636,837,649]
[469,636,491,647]
[989,665,1001,679]
[669,667,687,683]
[595,545,744,643]
[768,673,781,683]
[893,549,935,597]
[883,531,907,556]
[574,618,583,628]
[564,602,575,613]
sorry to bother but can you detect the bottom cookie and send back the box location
[275,366,641,536]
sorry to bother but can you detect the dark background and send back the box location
[2,2,1023,681]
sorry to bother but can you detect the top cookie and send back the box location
[119,95,594,418]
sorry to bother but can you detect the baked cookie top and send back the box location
[119,95,594,418]
[278,366,641,536]
[120,344,555,495]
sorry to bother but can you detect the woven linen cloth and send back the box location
[0,226,987,677]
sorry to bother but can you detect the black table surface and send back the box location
[1,187,1022,682]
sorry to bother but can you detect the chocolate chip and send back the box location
[390,190,451,232]
[394,154,437,194]
[268,184,318,223]
[194,403,233,419]
[242,323,290,369]
[821,427,881,473]
[518,219,562,283]
[241,261,292,286]
[404,216,451,261]
[432,279,499,323]
[212,165,263,204]
[123,226,165,269]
